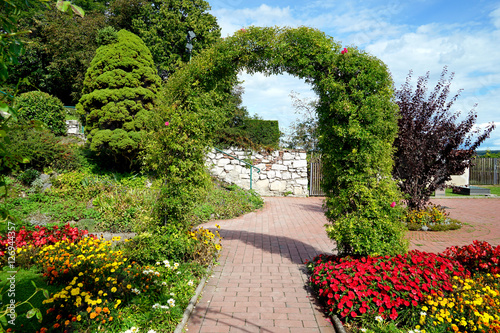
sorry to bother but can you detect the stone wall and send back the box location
[206,148,308,197]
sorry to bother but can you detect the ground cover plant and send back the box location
[0,223,222,332]
[403,205,462,231]
[306,241,500,333]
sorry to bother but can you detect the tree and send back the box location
[76,29,161,170]
[393,67,495,210]
[107,0,221,79]
[283,91,319,152]
[7,8,106,104]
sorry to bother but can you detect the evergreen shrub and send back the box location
[14,91,67,136]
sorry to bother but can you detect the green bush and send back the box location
[243,119,281,148]
[17,168,40,186]
[191,181,264,224]
[14,91,67,136]
[77,29,162,170]
[119,227,198,265]
[5,126,83,172]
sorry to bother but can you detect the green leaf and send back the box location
[26,308,36,319]
[70,4,85,18]
[31,280,37,289]
[43,289,49,299]
[56,0,70,12]
[0,314,8,326]
[36,308,42,321]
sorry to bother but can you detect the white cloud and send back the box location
[211,5,300,37]
[210,2,500,149]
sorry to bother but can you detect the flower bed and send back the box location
[306,241,500,333]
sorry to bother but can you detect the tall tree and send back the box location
[76,29,161,170]
[108,0,221,79]
[393,67,495,210]
[7,8,106,104]
[283,91,319,152]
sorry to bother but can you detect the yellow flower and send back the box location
[70,288,80,296]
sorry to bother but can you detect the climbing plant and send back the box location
[143,26,408,256]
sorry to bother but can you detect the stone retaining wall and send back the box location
[206,148,308,197]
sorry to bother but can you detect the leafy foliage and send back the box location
[7,6,103,104]
[107,0,221,79]
[14,91,67,135]
[5,125,83,172]
[77,29,161,170]
[145,26,406,255]
[393,67,495,210]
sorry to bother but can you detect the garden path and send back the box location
[185,196,500,333]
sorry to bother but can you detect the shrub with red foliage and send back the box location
[0,224,94,256]
[305,251,467,322]
[442,240,500,275]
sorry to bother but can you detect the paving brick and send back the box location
[184,197,500,332]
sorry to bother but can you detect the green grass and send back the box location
[0,267,63,332]
[443,185,500,197]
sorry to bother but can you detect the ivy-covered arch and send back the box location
[144,26,408,256]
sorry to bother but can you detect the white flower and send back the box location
[130,328,139,333]
[174,262,179,269]
[170,292,175,296]
[420,311,427,316]
[360,329,367,332]
[409,331,415,333]
[132,288,141,294]
[187,280,194,286]
[163,259,169,265]
[176,271,180,275]
[375,316,383,323]
[147,330,157,333]
[167,298,175,307]
[156,261,160,265]
[162,281,167,286]
[160,305,169,309]
[152,303,160,309]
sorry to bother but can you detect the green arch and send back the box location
[144,26,408,256]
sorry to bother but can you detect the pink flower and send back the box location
[165,121,169,126]
[390,202,396,208]
[240,28,246,33]
[341,47,348,54]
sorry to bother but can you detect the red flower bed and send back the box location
[306,250,468,322]
[442,240,500,274]
[0,224,94,256]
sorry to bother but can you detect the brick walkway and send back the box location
[185,197,500,333]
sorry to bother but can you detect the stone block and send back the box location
[295,178,308,185]
[271,164,288,171]
[255,179,269,191]
[224,164,234,171]
[218,158,230,166]
[259,174,267,180]
[283,152,294,160]
[292,160,307,168]
[293,186,303,196]
[270,180,286,192]
[282,171,291,180]
[267,171,276,179]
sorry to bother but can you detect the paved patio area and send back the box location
[185,196,500,333]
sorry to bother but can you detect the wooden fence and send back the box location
[309,162,325,196]
[469,158,499,185]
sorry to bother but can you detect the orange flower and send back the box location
[95,307,102,314]
[103,307,110,313]
[56,314,62,320]
[53,323,60,328]
[89,312,97,319]
[64,320,70,326]
[87,307,92,313]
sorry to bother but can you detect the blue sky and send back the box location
[208,0,500,149]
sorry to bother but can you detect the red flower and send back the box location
[341,47,348,54]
